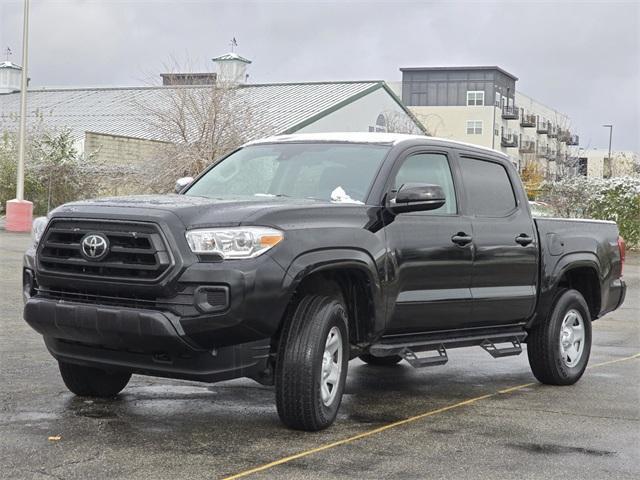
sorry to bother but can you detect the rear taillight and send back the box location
[618,236,626,276]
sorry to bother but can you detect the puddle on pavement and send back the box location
[126,384,212,396]
[1,411,61,423]
[509,442,616,457]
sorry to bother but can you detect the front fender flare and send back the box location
[282,248,386,341]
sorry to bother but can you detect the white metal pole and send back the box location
[16,0,30,201]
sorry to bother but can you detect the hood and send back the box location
[55,194,333,228]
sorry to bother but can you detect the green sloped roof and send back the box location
[0,80,424,142]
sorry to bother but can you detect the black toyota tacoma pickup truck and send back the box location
[23,133,626,431]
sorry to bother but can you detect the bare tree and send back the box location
[544,113,580,179]
[381,110,428,135]
[135,67,254,192]
[609,151,640,177]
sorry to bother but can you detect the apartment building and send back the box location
[399,66,579,176]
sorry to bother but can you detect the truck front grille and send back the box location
[37,219,173,282]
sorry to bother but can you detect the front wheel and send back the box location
[276,294,349,431]
[527,289,592,385]
[59,361,131,397]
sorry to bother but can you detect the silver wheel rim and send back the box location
[559,309,585,367]
[320,326,343,407]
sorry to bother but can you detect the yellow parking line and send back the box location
[221,352,640,480]
[588,352,640,369]
[498,382,536,394]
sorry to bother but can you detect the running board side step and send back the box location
[367,325,527,368]
[401,345,448,368]
[480,338,522,358]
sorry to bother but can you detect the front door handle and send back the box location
[451,233,473,246]
[515,234,534,246]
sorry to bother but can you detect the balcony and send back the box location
[502,105,519,120]
[520,112,536,127]
[519,139,536,153]
[537,121,549,134]
[501,133,518,148]
[557,129,570,142]
[566,134,579,146]
[537,145,552,159]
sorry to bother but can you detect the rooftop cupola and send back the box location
[212,52,252,85]
[0,61,22,94]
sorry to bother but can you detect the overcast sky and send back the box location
[1,0,638,151]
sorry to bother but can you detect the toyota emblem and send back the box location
[80,233,109,261]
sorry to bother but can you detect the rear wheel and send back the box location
[527,289,592,385]
[59,361,131,397]
[276,294,349,431]
[359,353,403,366]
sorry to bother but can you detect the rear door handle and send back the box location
[451,233,473,246]
[515,234,534,246]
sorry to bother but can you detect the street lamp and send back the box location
[5,0,33,232]
[602,124,613,162]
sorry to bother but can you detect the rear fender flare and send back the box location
[533,253,602,327]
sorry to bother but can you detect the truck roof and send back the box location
[244,132,510,159]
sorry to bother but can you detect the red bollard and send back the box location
[5,199,33,232]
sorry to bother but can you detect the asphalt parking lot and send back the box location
[1,230,638,480]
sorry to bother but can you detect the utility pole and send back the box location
[16,0,30,201]
[602,124,613,162]
[5,0,33,232]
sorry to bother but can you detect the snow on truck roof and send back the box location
[246,132,510,158]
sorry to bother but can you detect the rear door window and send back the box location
[458,157,517,216]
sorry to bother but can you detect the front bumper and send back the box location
[22,212,293,383]
[25,242,292,350]
[24,297,271,383]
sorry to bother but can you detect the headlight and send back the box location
[32,216,49,245]
[185,227,283,259]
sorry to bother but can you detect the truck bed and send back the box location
[534,217,624,321]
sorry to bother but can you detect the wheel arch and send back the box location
[535,254,603,327]
[280,249,385,346]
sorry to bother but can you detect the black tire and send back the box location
[527,289,592,385]
[59,361,131,397]
[276,295,349,431]
[359,353,403,366]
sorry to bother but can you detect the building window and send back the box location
[466,91,485,106]
[466,120,483,135]
[369,113,387,132]
[578,157,588,176]
[494,91,501,107]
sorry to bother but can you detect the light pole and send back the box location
[602,124,613,162]
[5,0,32,232]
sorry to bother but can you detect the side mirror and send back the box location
[174,176,194,194]
[389,183,446,213]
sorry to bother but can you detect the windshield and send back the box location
[185,143,390,204]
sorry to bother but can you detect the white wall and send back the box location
[408,105,497,149]
[580,149,638,178]
[299,86,422,134]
